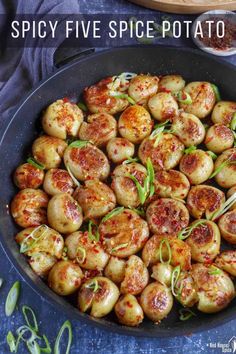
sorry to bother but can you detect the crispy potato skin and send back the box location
[104,256,126,284]
[214,148,236,188]
[43,168,74,196]
[42,99,83,139]
[106,137,134,164]
[151,263,173,286]
[128,74,159,105]
[14,163,44,190]
[115,294,144,326]
[148,92,178,122]
[11,189,49,228]
[146,198,189,235]
[191,263,235,313]
[211,101,236,126]
[140,282,173,322]
[204,124,234,154]
[186,185,225,219]
[215,250,236,276]
[218,210,236,245]
[158,75,185,93]
[154,169,190,199]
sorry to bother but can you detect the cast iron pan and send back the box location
[0,46,236,337]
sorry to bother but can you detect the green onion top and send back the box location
[27,157,45,170]
[5,281,21,317]
[207,151,217,160]
[211,84,221,102]
[230,112,236,130]
[101,207,124,223]
[179,308,196,321]
[211,192,236,221]
[77,102,88,112]
[69,140,91,148]
[178,220,207,240]
[54,320,72,354]
[171,266,181,297]
[184,145,197,154]
[158,238,172,264]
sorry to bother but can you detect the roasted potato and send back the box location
[29,252,57,277]
[204,124,234,154]
[106,137,135,164]
[115,294,144,326]
[227,186,236,210]
[104,256,126,284]
[158,75,185,93]
[128,74,159,105]
[148,92,178,122]
[215,250,236,276]
[151,263,173,286]
[154,169,190,199]
[175,271,198,307]
[214,148,236,188]
[14,163,44,190]
[211,101,236,126]
[218,210,236,245]
[43,168,74,196]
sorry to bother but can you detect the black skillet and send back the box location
[0,46,235,337]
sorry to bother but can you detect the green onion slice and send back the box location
[171,266,181,297]
[209,155,236,179]
[184,145,196,154]
[69,140,90,148]
[54,320,72,354]
[122,157,139,164]
[208,265,222,275]
[230,112,236,130]
[88,220,100,242]
[150,121,172,147]
[5,281,20,317]
[109,91,136,105]
[102,207,124,223]
[86,279,101,293]
[111,243,129,253]
[176,91,192,104]
[27,158,45,170]
[207,151,217,160]
[6,331,17,353]
[16,325,41,343]
[211,84,221,102]
[179,308,196,321]
[159,238,172,264]
[20,224,49,254]
[77,102,88,112]
[211,192,236,221]
[76,247,86,263]
[178,220,207,240]
[65,164,80,188]
[127,173,147,205]
[27,340,41,354]
[40,335,52,353]
[22,305,38,333]
[128,206,145,217]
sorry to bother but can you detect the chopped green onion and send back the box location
[27,340,41,354]
[54,320,72,354]
[178,220,207,240]
[65,164,80,188]
[122,157,139,164]
[177,91,192,104]
[88,220,100,242]
[16,324,41,343]
[184,145,196,154]
[179,308,196,321]
[109,91,136,105]
[150,121,172,147]
[203,123,209,130]
[62,247,68,261]
[127,173,147,204]
[211,84,221,102]
[111,243,129,253]
[146,157,155,197]
[22,306,38,333]
[102,207,124,223]
[230,112,236,130]
[232,131,236,147]
[171,266,181,297]
[159,238,172,264]
[207,151,217,160]
[20,224,49,254]
[128,206,145,217]
[6,331,17,353]
[208,265,222,275]
[5,281,20,317]
[69,140,90,148]
[211,192,236,221]
[77,102,88,112]
[209,155,236,179]
[76,247,86,263]
[40,335,52,353]
[27,158,45,170]
[86,279,101,293]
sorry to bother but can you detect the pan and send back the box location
[0,46,235,337]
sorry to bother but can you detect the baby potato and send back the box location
[48,260,83,296]
[104,256,126,284]
[214,148,236,188]
[158,75,185,93]
[65,231,109,271]
[175,271,198,307]
[84,77,129,114]
[128,74,159,105]
[11,188,49,228]
[151,263,173,286]
[211,101,236,126]
[191,263,235,313]
[148,92,178,122]
[15,225,64,258]
[29,252,57,278]
[73,179,116,219]
[47,193,83,234]
[179,149,214,185]
[146,198,189,235]
[215,250,236,276]
[218,210,236,245]
[154,169,190,199]
[186,220,221,263]
[142,234,191,271]
[140,282,173,322]
[138,133,184,171]
[120,255,149,295]
[42,99,83,139]
[205,124,234,154]
[115,294,144,327]
[227,186,236,210]
[14,163,44,190]
[32,135,67,170]
[171,112,205,147]
[118,105,153,144]
[180,82,215,119]
[78,276,119,318]
[64,143,110,181]
[111,162,147,208]
[106,137,135,164]
[43,169,74,196]
[187,185,225,219]
[78,113,117,146]
[99,209,149,258]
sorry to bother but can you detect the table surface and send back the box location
[0,0,236,353]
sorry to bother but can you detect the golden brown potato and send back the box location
[215,250,236,276]
[115,294,144,326]
[214,148,236,188]
[146,198,189,235]
[204,124,234,154]
[43,169,74,196]
[106,137,135,164]
[64,143,110,181]
[73,179,116,219]
[211,101,236,126]
[185,220,221,263]
[175,271,198,307]
[154,169,190,199]
[11,188,49,228]
[48,260,83,296]
[65,231,109,271]
[179,149,214,185]
[118,105,153,144]
[148,92,178,122]
[99,209,149,258]
[84,77,129,114]
[47,193,83,234]
[78,113,117,146]
[158,75,185,93]
[104,256,126,284]
[151,263,173,286]
[180,82,215,119]
[78,276,119,317]
[120,255,149,295]
[29,252,57,277]
[140,282,173,322]
[227,186,236,210]
[142,234,191,271]
[128,74,159,105]
[14,163,44,190]
[171,112,205,147]
[32,135,67,170]
[191,263,235,313]
[111,162,147,208]
[138,133,184,171]
[218,210,236,245]
[186,185,225,219]
[42,99,83,139]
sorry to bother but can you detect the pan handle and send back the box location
[54,47,96,68]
